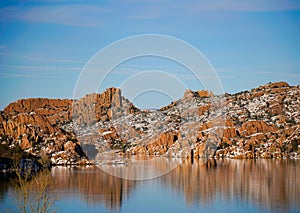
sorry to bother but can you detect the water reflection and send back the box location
[161,159,300,212]
[99,155,183,180]
[52,166,135,211]
[1,160,299,212]
[0,174,10,202]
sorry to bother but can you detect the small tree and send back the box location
[10,159,57,213]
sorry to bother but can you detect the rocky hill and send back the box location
[0,88,139,165]
[0,82,299,165]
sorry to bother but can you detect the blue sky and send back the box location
[0,0,300,109]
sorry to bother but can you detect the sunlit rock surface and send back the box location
[0,82,299,164]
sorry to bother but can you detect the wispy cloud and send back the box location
[0,4,109,27]
[127,0,300,20]
[123,0,300,12]
[256,71,279,74]
[0,52,85,64]
[0,72,53,78]
[0,64,82,72]
[188,0,300,12]
[1,0,299,26]
[256,70,300,78]
[0,63,83,79]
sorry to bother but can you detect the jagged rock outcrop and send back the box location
[197,90,214,98]
[3,98,72,126]
[72,88,139,126]
[0,88,139,165]
[198,104,211,116]
[183,89,213,101]
[128,131,178,155]
[1,82,299,164]
[238,120,277,137]
[0,112,5,135]
[0,112,4,123]
[2,113,59,137]
[126,82,298,159]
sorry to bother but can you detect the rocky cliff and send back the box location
[0,88,139,165]
[0,82,299,165]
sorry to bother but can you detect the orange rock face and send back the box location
[3,98,72,125]
[2,113,58,138]
[72,88,139,125]
[182,89,213,101]
[128,131,178,155]
[198,104,210,116]
[197,90,214,98]
[238,120,277,137]
[0,82,299,162]
[147,131,178,155]
[0,87,144,164]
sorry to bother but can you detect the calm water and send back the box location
[1,159,299,213]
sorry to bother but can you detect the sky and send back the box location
[0,0,300,109]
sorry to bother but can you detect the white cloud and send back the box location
[256,70,300,78]
[0,52,85,64]
[127,0,300,20]
[1,0,299,26]
[0,72,49,78]
[189,0,300,12]
[0,64,81,72]
[0,4,109,27]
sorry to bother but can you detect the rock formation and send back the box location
[0,88,139,165]
[72,88,139,126]
[0,82,299,165]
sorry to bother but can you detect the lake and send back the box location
[1,159,299,213]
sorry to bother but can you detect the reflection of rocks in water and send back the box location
[98,156,183,180]
[162,159,300,212]
[50,160,300,212]
[51,166,135,211]
[0,174,10,202]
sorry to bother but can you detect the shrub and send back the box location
[11,162,57,213]
[291,139,299,152]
